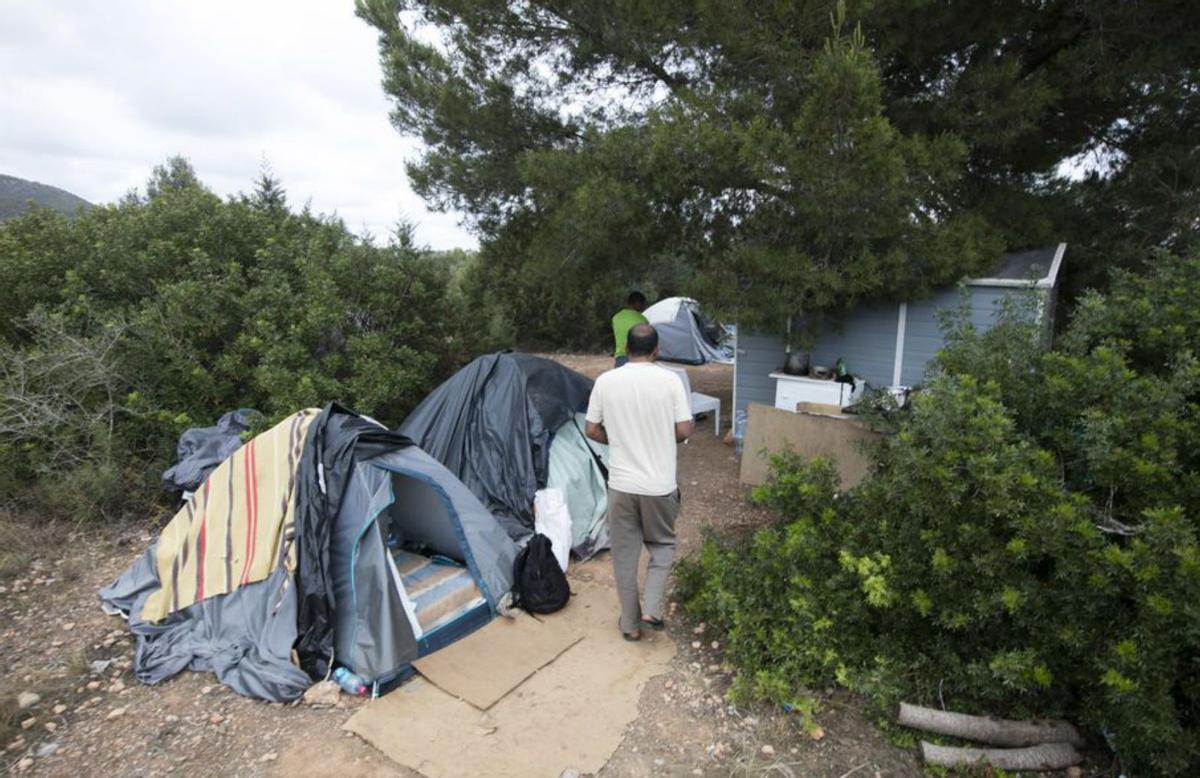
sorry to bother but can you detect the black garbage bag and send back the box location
[512,534,570,614]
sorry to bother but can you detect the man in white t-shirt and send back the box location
[585,323,693,641]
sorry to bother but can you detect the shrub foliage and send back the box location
[0,159,489,519]
[678,250,1200,775]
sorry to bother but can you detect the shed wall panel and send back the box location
[734,333,786,416]
[808,303,899,389]
[899,288,960,386]
[900,286,1043,386]
[736,283,1054,408]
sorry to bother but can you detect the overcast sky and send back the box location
[0,1,476,250]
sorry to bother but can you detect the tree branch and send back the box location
[538,2,688,97]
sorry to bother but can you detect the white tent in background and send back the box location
[643,297,733,365]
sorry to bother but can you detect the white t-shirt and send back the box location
[585,362,693,496]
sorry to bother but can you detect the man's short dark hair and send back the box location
[627,290,646,309]
[626,323,658,356]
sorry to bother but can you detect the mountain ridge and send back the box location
[0,173,93,219]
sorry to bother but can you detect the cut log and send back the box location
[921,741,1081,771]
[898,702,1084,747]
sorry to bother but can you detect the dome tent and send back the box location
[643,297,733,365]
[99,404,518,700]
[399,352,611,559]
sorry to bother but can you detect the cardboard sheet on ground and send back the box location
[346,581,675,778]
[412,609,582,710]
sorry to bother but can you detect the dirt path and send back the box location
[0,355,919,777]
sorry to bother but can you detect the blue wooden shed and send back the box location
[733,244,1066,416]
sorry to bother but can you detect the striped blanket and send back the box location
[141,409,319,623]
[392,549,486,635]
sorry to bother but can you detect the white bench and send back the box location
[660,364,721,435]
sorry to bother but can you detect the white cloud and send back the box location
[0,0,476,250]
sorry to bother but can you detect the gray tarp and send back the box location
[98,543,312,701]
[161,409,260,493]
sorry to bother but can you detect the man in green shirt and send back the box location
[611,291,648,367]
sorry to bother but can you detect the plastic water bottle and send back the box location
[733,410,748,457]
[332,667,367,696]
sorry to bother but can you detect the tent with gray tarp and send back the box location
[643,297,733,365]
[99,404,518,700]
[399,352,611,559]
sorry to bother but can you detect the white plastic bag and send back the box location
[534,488,572,572]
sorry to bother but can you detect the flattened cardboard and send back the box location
[346,582,675,778]
[412,609,582,710]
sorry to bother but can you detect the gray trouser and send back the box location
[607,487,680,633]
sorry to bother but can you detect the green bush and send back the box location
[0,159,492,519]
[678,250,1200,775]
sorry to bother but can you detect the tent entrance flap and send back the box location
[376,470,490,642]
[338,449,518,688]
[383,472,469,562]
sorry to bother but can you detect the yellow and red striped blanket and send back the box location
[141,409,319,623]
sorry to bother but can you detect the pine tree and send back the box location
[251,158,288,214]
[357,0,1199,342]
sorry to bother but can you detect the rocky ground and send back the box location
[0,356,920,777]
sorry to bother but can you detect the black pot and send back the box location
[783,351,808,375]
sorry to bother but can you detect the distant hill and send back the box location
[0,174,93,220]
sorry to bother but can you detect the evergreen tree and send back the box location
[357,0,1199,342]
[250,158,288,214]
[145,155,204,201]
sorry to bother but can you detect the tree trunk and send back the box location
[898,702,1084,747]
[920,741,1081,771]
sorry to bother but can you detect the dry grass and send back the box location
[0,509,36,581]
[0,691,18,750]
[57,557,84,584]
[65,646,91,678]
[0,508,73,581]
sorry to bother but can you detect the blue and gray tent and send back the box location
[100,404,518,701]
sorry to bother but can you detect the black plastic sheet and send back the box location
[291,403,416,680]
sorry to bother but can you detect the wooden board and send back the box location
[794,402,846,415]
[739,402,882,489]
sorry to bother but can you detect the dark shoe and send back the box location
[619,620,641,641]
[641,616,666,631]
